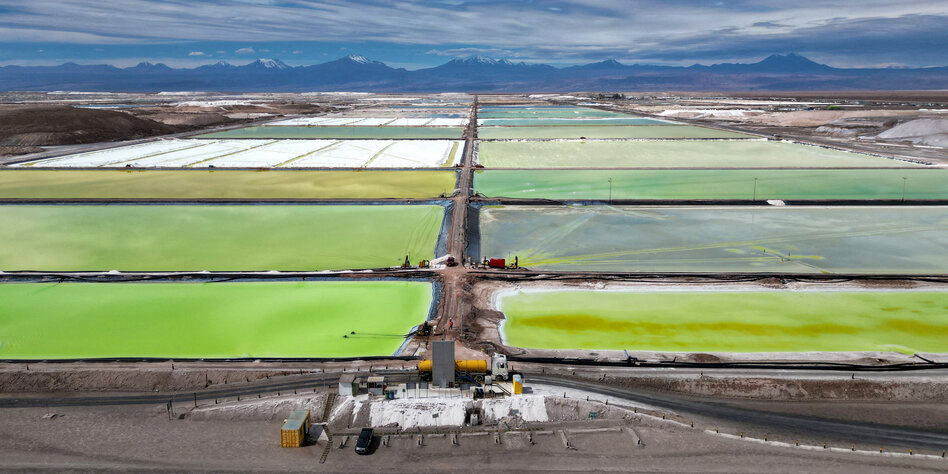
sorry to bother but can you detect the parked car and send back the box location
[355,428,374,455]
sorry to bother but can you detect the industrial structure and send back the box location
[338,342,522,399]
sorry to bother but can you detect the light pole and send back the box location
[608,177,613,204]
[901,177,907,202]
[753,177,758,201]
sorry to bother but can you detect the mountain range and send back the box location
[1,53,946,92]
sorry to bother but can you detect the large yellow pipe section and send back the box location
[418,359,488,373]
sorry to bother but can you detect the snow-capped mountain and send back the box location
[0,54,944,91]
[245,58,290,70]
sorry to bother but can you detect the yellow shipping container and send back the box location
[280,409,311,448]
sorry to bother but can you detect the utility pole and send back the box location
[901,177,907,202]
[608,177,613,204]
[753,177,758,201]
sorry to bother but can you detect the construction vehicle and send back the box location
[482,256,518,269]
[418,353,510,383]
[415,321,433,337]
[401,255,412,268]
[445,256,458,267]
[418,259,430,268]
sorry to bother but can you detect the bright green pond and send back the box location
[477,125,753,139]
[0,204,444,271]
[474,169,946,200]
[0,281,432,359]
[499,290,948,353]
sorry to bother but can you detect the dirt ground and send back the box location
[602,91,948,165]
[2,390,946,472]
[0,93,335,157]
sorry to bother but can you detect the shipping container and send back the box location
[280,409,311,448]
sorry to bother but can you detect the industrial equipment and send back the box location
[416,321,433,337]
[482,256,519,269]
[418,353,511,382]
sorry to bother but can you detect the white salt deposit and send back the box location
[877,119,948,147]
[426,118,468,127]
[368,140,460,168]
[481,395,549,423]
[20,138,462,169]
[202,140,335,167]
[292,140,391,167]
[387,118,434,126]
[126,140,272,167]
[369,398,470,429]
[19,139,194,167]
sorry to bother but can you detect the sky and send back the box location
[0,0,945,69]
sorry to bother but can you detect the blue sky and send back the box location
[0,0,945,69]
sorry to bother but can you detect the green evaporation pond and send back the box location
[479,118,666,126]
[0,204,444,271]
[0,281,432,359]
[197,126,463,139]
[474,169,945,200]
[478,206,948,274]
[477,125,752,139]
[478,107,628,119]
[499,290,948,353]
[476,140,915,168]
[0,169,458,200]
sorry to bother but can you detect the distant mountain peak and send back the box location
[756,53,831,70]
[346,54,372,64]
[247,58,290,70]
[1,52,943,92]
[451,56,514,66]
[131,61,170,70]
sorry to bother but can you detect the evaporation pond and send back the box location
[0,170,458,200]
[0,204,444,271]
[478,206,948,274]
[498,289,948,353]
[197,126,463,139]
[476,140,914,168]
[0,281,432,358]
[477,125,753,139]
[474,169,945,200]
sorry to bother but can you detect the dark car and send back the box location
[355,428,374,455]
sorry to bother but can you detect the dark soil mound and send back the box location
[0,105,183,146]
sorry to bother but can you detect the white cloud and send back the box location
[426,47,516,57]
[188,51,207,56]
[0,1,943,66]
